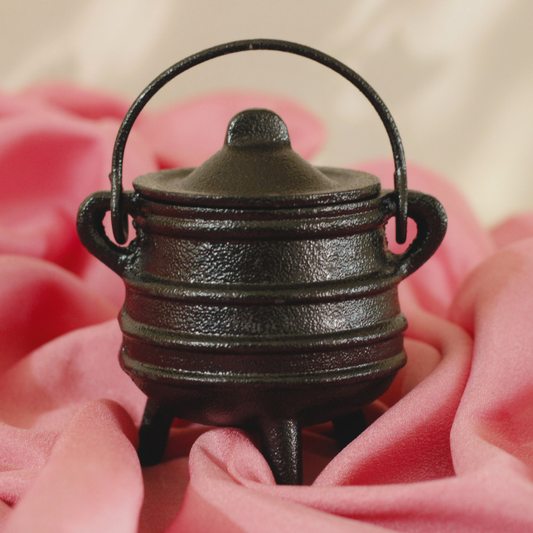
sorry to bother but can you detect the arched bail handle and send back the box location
[110,38,408,245]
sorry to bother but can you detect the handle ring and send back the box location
[110,38,408,245]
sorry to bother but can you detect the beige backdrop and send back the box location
[2,0,532,226]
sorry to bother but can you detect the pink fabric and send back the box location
[1,83,532,532]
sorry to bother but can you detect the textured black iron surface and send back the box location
[77,42,448,485]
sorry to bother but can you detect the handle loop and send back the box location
[110,38,408,245]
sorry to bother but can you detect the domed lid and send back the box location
[133,108,380,207]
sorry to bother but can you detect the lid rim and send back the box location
[133,166,381,209]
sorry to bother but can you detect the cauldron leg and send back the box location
[333,409,367,449]
[137,399,174,467]
[258,418,302,485]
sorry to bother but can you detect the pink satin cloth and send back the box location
[1,84,533,532]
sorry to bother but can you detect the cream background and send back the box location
[1,0,533,226]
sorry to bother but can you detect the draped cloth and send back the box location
[1,84,532,532]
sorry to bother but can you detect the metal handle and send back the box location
[77,191,136,275]
[391,191,447,281]
[110,38,408,245]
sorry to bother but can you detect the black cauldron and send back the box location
[77,40,447,485]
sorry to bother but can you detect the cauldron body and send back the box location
[77,40,448,484]
[78,173,446,483]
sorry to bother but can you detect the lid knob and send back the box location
[226,109,291,148]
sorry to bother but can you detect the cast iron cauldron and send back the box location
[77,39,447,485]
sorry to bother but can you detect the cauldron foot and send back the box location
[257,418,302,485]
[333,409,367,449]
[138,399,174,467]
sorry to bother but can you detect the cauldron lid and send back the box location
[133,108,381,208]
